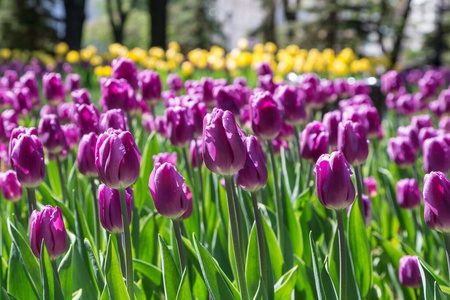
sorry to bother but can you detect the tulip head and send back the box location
[396,178,421,209]
[42,73,65,105]
[0,170,23,202]
[62,123,80,149]
[65,73,81,93]
[111,56,138,90]
[75,103,100,135]
[77,133,98,177]
[99,109,128,133]
[423,172,450,233]
[153,152,178,166]
[250,91,282,140]
[399,256,421,289]
[71,88,91,105]
[166,106,194,148]
[189,138,203,169]
[167,73,182,92]
[300,121,329,163]
[38,114,67,154]
[274,84,307,126]
[139,70,162,104]
[387,137,416,168]
[423,137,450,174]
[98,184,133,233]
[337,120,369,166]
[322,110,341,147]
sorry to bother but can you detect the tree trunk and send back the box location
[64,0,86,50]
[432,0,445,66]
[266,0,276,43]
[283,0,298,40]
[149,0,167,49]
[390,0,412,69]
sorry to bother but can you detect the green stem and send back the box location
[231,177,246,260]
[251,192,268,293]
[267,142,285,253]
[336,210,347,300]
[51,259,61,286]
[353,165,365,218]
[444,233,450,281]
[56,155,69,204]
[225,176,249,300]
[304,162,313,190]
[115,233,126,277]
[293,126,302,166]
[14,202,21,224]
[195,139,207,242]
[119,189,134,299]
[26,187,37,217]
[182,147,194,186]
[412,165,420,186]
[173,220,187,272]
[91,179,101,253]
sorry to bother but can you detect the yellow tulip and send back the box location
[211,58,225,70]
[54,42,69,56]
[66,50,80,64]
[210,45,225,57]
[273,75,284,84]
[102,65,112,77]
[237,38,249,51]
[264,42,277,53]
[94,66,103,76]
[338,48,355,64]
[143,57,157,69]
[149,47,165,59]
[109,43,122,57]
[253,43,264,54]
[0,48,12,59]
[286,45,299,56]
[90,55,103,66]
[168,41,180,52]
[156,60,168,72]
[181,61,194,77]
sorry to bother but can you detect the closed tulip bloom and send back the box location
[387,137,416,167]
[99,109,128,132]
[95,129,141,189]
[315,151,355,210]
[396,178,421,209]
[423,137,450,174]
[100,78,133,111]
[166,106,194,148]
[349,80,371,96]
[179,184,193,220]
[235,135,268,192]
[273,84,307,126]
[423,172,450,232]
[397,126,420,151]
[418,127,438,146]
[40,104,56,118]
[256,62,273,76]
[98,184,133,233]
[250,91,282,140]
[75,103,100,135]
[149,163,188,219]
[62,123,80,149]
[363,176,378,197]
[338,120,369,166]
[155,116,167,138]
[381,70,403,94]
[214,85,241,116]
[77,133,98,177]
[300,121,329,163]
[65,73,81,93]
[399,256,421,288]
[42,73,65,105]
[167,73,182,92]
[342,108,369,133]
[202,108,246,176]
[57,102,76,123]
[71,88,91,105]
[20,71,40,106]
[153,152,178,166]
[182,96,206,137]
[199,77,215,104]
[38,115,67,154]
[361,106,380,139]
[323,110,341,147]
[139,70,162,104]
[111,56,138,90]
[277,122,294,141]
[347,194,372,227]
[2,110,18,142]
[411,115,432,133]
[29,205,67,259]
[258,74,276,94]
[189,138,203,168]
[439,117,450,133]
[0,170,23,202]
[334,78,349,97]
[12,86,32,116]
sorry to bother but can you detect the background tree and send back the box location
[65,0,87,50]
[149,0,167,49]
[106,0,138,44]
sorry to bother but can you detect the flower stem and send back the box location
[51,259,61,286]
[195,139,207,243]
[293,126,302,166]
[444,233,450,281]
[26,187,37,217]
[304,162,313,190]
[14,202,21,224]
[353,165,365,218]
[183,146,202,240]
[119,188,134,299]
[336,209,347,300]
[173,219,187,272]
[115,233,126,277]
[225,176,249,300]
[56,155,69,204]
[251,192,268,292]
[91,178,101,253]
[267,142,285,254]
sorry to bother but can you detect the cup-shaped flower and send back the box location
[418,127,438,146]
[423,137,450,174]
[399,256,421,288]
[182,96,206,138]
[149,162,188,219]
[361,106,380,139]
[139,70,162,104]
[75,103,100,135]
[323,110,341,147]
[57,102,76,124]
[77,133,98,177]
[166,106,194,148]
[250,91,282,140]
[202,108,246,176]
[20,71,40,106]
[235,135,268,192]
[29,205,67,259]
[65,73,81,93]
[12,86,32,116]
[381,70,403,94]
[315,151,356,210]
[363,176,378,197]
[98,184,133,233]
[337,120,369,166]
[62,123,80,149]
[100,78,133,111]
[396,178,421,209]
[71,88,91,105]
[0,170,23,202]
[411,114,432,133]
[277,122,294,141]
[179,184,193,220]
[153,152,178,166]
[38,114,67,154]
[111,56,138,90]
[167,73,182,92]
[300,121,329,163]
[387,137,416,168]
[423,172,450,232]
[273,84,307,126]
[99,109,128,132]
[95,129,141,189]
[214,85,241,116]
[42,73,65,105]
[397,126,420,151]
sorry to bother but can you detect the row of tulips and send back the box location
[1,55,450,300]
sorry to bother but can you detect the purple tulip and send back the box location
[322,79,338,103]
[323,110,341,147]
[42,73,65,105]
[100,78,134,111]
[381,70,403,94]
[71,88,91,105]
[273,84,307,126]
[399,256,421,288]
[29,205,67,259]
[2,110,18,142]
[258,74,276,94]
[439,117,450,133]
[361,106,380,139]
[347,194,372,227]
[338,120,369,166]
[179,184,193,220]
[75,103,100,135]
[189,138,203,169]
[300,121,329,163]
[182,95,206,138]
[301,82,326,109]
[149,162,189,219]
[98,184,133,233]
[62,123,80,149]
[19,71,40,107]
[38,115,67,154]
[111,56,138,90]
[40,104,56,118]
[315,151,355,210]
[235,135,268,192]
[65,73,81,93]
[155,116,167,138]
[77,132,98,177]
[411,115,432,133]
[349,80,371,96]
[214,85,241,116]
[424,172,450,232]
[57,102,76,124]
[397,126,420,151]
[423,137,450,174]
[250,91,282,140]
[364,176,378,198]
[153,152,178,166]
[12,86,32,116]
[418,127,438,146]
[277,122,294,141]
[166,106,194,148]
[334,78,349,97]
[167,73,182,92]
[234,77,247,87]
[256,62,273,76]
[387,137,416,168]
[396,178,421,209]
[99,109,128,132]
[0,170,23,202]
[418,76,438,98]
[202,108,246,176]
[139,70,162,105]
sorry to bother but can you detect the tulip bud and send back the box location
[423,137,450,174]
[42,73,65,105]
[235,135,268,192]
[65,73,81,93]
[277,122,294,141]
[57,102,76,124]
[399,256,421,288]
[2,110,18,142]
[155,115,167,138]
[139,70,162,104]
[274,84,307,126]
[95,129,141,189]
[75,103,100,135]
[214,85,241,116]
[0,170,23,202]
[397,126,420,151]
[153,152,178,166]
[165,106,194,148]
[12,86,32,116]
[256,62,273,76]
[149,163,188,219]
[179,184,193,220]
[40,104,56,118]
[418,127,438,146]
[250,91,282,140]
[71,88,91,105]
[381,70,403,94]
[20,71,40,107]
[167,73,182,92]
[111,56,138,90]
[62,123,80,149]
[99,109,128,132]
[182,96,206,138]
[100,78,134,111]
[349,80,371,96]
[363,176,377,197]
[411,115,432,133]
[315,151,355,210]
[189,138,203,169]
[439,117,450,133]
[396,178,421,209]
[334,78,349,97]
[38,114,67,154]
[361,106,380,139]
[387,137,416,168]
[202,108,246,176]
[300,121,329,163]
[323,110,341,147]
[98,184,133,233]
[77,133,98,177]
[29,205,67,259]
[424,172,450,232]
[338,120,369,166]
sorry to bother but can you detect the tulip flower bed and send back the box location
[1,53,450,300]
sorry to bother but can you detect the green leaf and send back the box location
[133,259,162,287]
[38,184,75,231]
[419,260,446,300]
[310,232,324,300]
[261,215,284,280]
[159,235,181,300]
[135,133,158,210]
[84,239,105,294]
[274,265,298,300]
[193,234,238,300]
[175,268,191,300]
[47,159,62,197]
[348,198,373,297]
[321,258,338,300]
[104,236,130,300]
[40,241,64,300]
[58,244,74,300]
[246,224,260,298]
